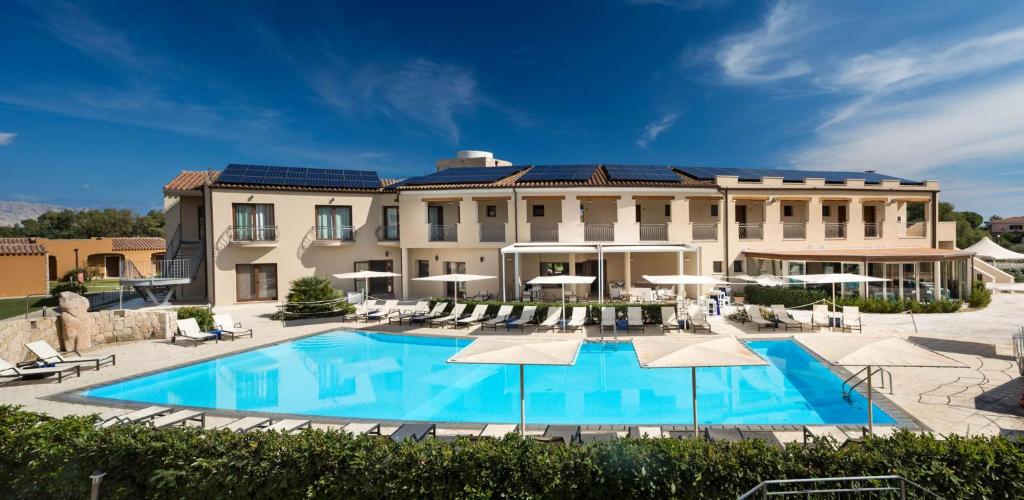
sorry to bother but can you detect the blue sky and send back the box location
[2,0,1023,216]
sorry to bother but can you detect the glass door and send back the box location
[383,206,399,240]
[444,261,466,297]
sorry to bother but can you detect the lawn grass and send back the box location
[47,278,121,293]
[0,295,57,321]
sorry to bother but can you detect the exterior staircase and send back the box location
[119,225,203,305]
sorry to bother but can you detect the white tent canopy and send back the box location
[413,274,495,311]
[964,237,1024,261]
[333,271,402,300]
[448,337,584,435]
[527,275,596,329]
[633,336,768,437]
[796,336,965,433]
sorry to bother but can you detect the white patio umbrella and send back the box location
[413,274,496,313]
[643,274,729,315]
[787,273,888,330]
[795,336,965,433]
[448,337,583,435]
[633,336,768,437]
[333,270,402,301]
[733,274,788,287]
[527,275,596,329]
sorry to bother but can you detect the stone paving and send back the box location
[2,294,1022,437]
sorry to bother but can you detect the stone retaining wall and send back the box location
[0,309,173,363]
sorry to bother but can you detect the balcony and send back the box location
[825,223,847,239]
[864,223,882,238]
[311,225,354,246]
[530,223,559,242]
[428,224,457,242]
[639,223,668,241]
[584,223,614,242]
[228,225,278,246]
[738,223,763,240]
[903,222,927,238]
[376,225,400,242]
[692,223,717,241]
[479,223,506,243]
[783,222,806,240]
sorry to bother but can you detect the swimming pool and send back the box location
[83,332,895,425]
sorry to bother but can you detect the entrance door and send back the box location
[735,205,747,224]
[236,264,278,301]
[105,255,122,277]
[355,260,394,297]
[383,206,399,240]
[427,205,444,226]
[838,205,848,223]
[863,206,876,224]
[197,206,206,241]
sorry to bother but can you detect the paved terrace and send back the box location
[3,293,1022,438]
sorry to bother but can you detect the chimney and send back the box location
[435,150,512,171]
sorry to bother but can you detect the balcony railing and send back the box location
[313,225,354,242]
[530,223,559,242]
[825,223,847,239]
[738,223,764,240]
[479,223,506,242]
[639,223,668,241]
[121,258,192,281]
[229,225,277,243]
[904,222,926,238]
[376,225,400,242]
[429,224,457,242]
[692,223,717,241]
[783,222,806,239]
[864,223,881,238]
[584,223,614,242]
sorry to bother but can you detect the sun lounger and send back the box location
[430,303,467,327]
[627,307,643,331]
[629,426,665,438]
[481,305,515,330]
[803,425,850,444]
[842,306,862,332]
[390,423,436,442]
[811,304,830,330]
[601,307,616,331]
[343,422,381,435]
[506,305,537,332]
[580,432,618,443]
[265,419,311,433]
[366,300,399,322]
[478,424,518,438]
[565,307,587,331]
[173,318,218,346]
[745,305,777,331]
[661,306,680,332]
[24,340,115,370]
[536,307,563,332]
[410,302,447,325]
[537,425,581,444]
[218,416,271,433]
[388,301,429,325]
[354,299,381,320]
[771,305,804,331]
[212,314,254,340]
[96,406,172,428]
[150,409,205,429]
[704,427,743,442]
[688,307,712,333]
[454,304,489,328]
[0,358,80,383]
[740,430,784,446]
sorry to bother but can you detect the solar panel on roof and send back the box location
[603,165,681,182]
[518,164,597,182]
[399,166,527,186]
[215,164,381,189]
[674,166,919,185]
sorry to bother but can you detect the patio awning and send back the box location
[795,337,966,368]
[501,243,696,255]
[601,245,694,253]
[633,336,769,368]
[787,273,888,284]
[448,337,583,366]
[501,245,598,254]
[743,248,973,262]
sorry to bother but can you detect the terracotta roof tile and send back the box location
[164,170,218,192]
[0,238,46,256]
[111,237,166,251]
[994,216,1024,224]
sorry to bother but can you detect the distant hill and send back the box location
[0,200,74,227]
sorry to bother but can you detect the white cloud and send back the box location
[0,133,15,146]
[23,0,145,69]
[714,0,814,83]
[636,112,680,148]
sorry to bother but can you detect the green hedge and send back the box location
[176,306,214,331]
[427,298,672,324]
[742,285,964,313]
[968,280,991,309]
[2,406,1023,499]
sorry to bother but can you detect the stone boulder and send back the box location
[58,292,93,351]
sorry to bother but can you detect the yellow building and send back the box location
[0,238,48,297]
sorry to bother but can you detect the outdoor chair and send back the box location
[811,304,830,330]
[352,299,380,320]
[536,425,581,444]
[390,423,436,443]
[580,432,618,443]
[506,306,537,332]
[745,305,777,332]
[803,426,852,445]
[704,427,743,442]
[24,340,115,370]
[410,302,447,325]
[477,424,518,438]
[454,304,489,328]
[173,318,218,346]
[212,314,254,340]
[217,416,271,433]
[0,358,80,384]
[263,419,311,433]
[149,409,205,429]
[660,306,680,332]
[688,306,712,333]
[842,306,862,332]
[565,307,587,331]
[536,307,563,332]
[770,305,804,331]
[96,406,172,428]
[600,307,616,331]
[366,300,399,322]
[343,422,381,435]
[628,426,665,438]
[480,305,514,330]
[388,301,429,325]
[430,303,466,327]
[627,307,643,331]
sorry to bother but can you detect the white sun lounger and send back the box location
[454,304,489,328]
[627,307,643,331]
[601,307,616,331]
[411,302,447,324]
[745,305,777,331]
[771,305,804,331]
[803,425,852,444]
[628,426,664,438]
[479,424,518,438]
[24,340,115,370]
[536,307,563,332]
[688,306,712,333]
[366,300,399,322]
[506,306,537,332]
[212,314,254,340]
[430,303,467,327]
[150,409,205,429]
[0,358,81,383]
[660,306,679,332]
[481,305,515,330]
[811,304,830,330]
[354,299,381,320]
[173,318,218,347]
[842,306,862,332]
[96,406,172,428]
[218,416,271,433]
[342,422,381,435]
[265,419,312,433]
[565,307,587,331]
[389,301,429,325]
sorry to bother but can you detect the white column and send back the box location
[514,252,521,299]
[500,250,506,301]
[598,245,604,303]
[401,247,410,299]
[624,251,632,295]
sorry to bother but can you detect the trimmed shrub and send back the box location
[2,406,1024,499]
[275,276,353,319]
[743,285,963,313]
[743,285,826,309]
[968,280,991,309]
[49,281,87,297]
[176,306,214,331]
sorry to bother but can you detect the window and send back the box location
[356,260,395,297]
[783,205,793,217]
[733,260,743,272]
[236,264,277,301]
[532,204,544,217]
[1012,224,1023,230]
[232,203,275,241]
[417,260,429,278]
[710,204,719,217]
[540,262,569,276]
[635,204,642,223]
[712,261,723,273]
[315,205,353,240]
[822,205,831,217]
[664,204,671,217]
[486,205,497,218]
[444,261,467,297]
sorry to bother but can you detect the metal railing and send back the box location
[479,223,506,242]
[904,222,927,238]
[738,475,940,499]
[428,224,457,242]
[312,225,354,241]
[121,258,192,280]
[864,223,882,238]
[825,222,847,239]
[584,223,614,241]
[738,223,763,240]
[530,223,559,242]
[376,225,400,241]
[783,222,806,239]
[639,223,668,241]
[229,225,277,243]
[691,223,717,241]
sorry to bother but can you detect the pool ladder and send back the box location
[842,367,893,401]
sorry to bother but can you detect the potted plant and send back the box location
[732,289,745,304]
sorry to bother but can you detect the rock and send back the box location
[58,292,94,351]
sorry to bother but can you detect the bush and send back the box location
[1007,268,1024,283]
[49,281,87,297]
[968,280,991,309]
[59,266,103,282]
[177,306,214,331]
[743,285,964,314]
[742,285,827,309]
[274,276,353,319]
[2,405,1023,499]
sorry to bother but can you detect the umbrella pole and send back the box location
[561,283,566,332]
[866,365,874,435]
[692,366,699,438]
[365,278,370,301]
[831,283,836,332]
[519,364,526,436]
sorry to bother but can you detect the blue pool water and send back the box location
[84,332,895,425]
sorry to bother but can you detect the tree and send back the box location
[0,208,164,238]
[961,211,983,229]
[939,201,987,249]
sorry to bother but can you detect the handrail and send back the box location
[376,225,400,241]
[312,225,354,241]
[228,225,278,242]
[842,366,893,400]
